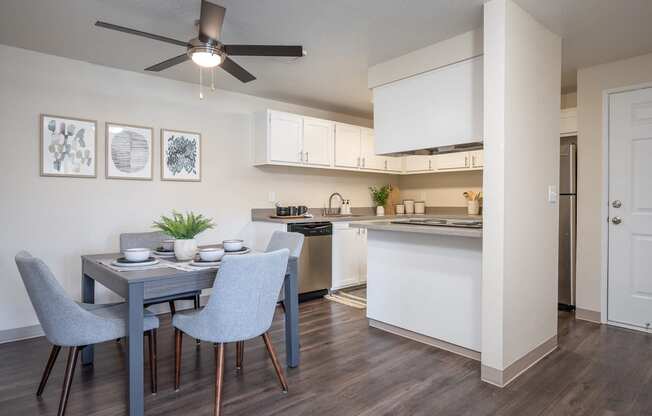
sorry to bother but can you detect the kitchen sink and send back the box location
[322,214,365,217]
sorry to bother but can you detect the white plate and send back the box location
[111,258,160,267]
[224,247,251,255]
[154,250,176,257]
[190,260,221,267]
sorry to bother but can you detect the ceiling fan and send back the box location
[95,0,305,84]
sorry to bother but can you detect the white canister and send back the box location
[467,200,480,215]
[404,200,415,214]
[395,204,405,215]
[376,206,385,216]
[414,201,426,215]
[174,239,198,261]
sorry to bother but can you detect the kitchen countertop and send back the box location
[349,220,483,238]
[252,207,481,224]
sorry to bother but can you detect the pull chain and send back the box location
[211,67,215,91]
[199,67,204,99]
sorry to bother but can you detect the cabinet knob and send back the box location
[612,216,622,225]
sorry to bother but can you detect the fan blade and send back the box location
[145,54,190,72]
[220,57,256,83]
[95,21,189,48]
[198,0,226,42]
[223,44,304,57]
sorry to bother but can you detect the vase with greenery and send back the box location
[369,184,392,216]
[153,211,215,260]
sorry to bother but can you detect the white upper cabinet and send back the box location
[404,155,432,173]
[560,108,577,136]
[334,123,362,168]
[268,111,303,164]
[385,156,404,172]
[302,117,333,166]
[470,150,483,168]
[360,128,385,171]
[433,152,470,171]
[373,56,484,155]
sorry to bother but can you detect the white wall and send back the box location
[398,171,482,207]
[575,51,652,318]
[0,45,397,334]
[482,0,560,384]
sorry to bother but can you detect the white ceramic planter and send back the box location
[376,206,385,216]
[467,200,480,215]
[174,239,197,261]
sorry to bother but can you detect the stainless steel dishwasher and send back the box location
[287,222,332,301]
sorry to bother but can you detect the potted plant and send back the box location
[369,185,392,216]
[153,211,215,260]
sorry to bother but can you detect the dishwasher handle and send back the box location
[288,222,333,236]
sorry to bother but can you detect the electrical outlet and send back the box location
[548,185,558,204]
[268,191,276,203]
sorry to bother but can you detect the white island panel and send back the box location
[366,229,482,353]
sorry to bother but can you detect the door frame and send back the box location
[601,81,652,329]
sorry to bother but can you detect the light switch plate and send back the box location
[268,191,276,203]
[548,185,558,204]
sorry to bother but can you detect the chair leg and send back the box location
[214,343,225,416]
[147,329,158,394]
[57,346,81,416]
[37,345,61,396]
[235,341,244,371]
[194,295,201,345]
[262,332,288,393]
[174,329,182,391]
[169,301,177,316]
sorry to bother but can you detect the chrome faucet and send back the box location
[327,192,344,215]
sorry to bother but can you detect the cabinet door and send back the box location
[269,111,303,164]
[357,228,367,284]
[332,226,362,289]
[385,156,404,172]
[433,152,469,171]
[334,124,362,168]
[302,117,333,166]
[404,155,432,172]
[360,128,385,170]
[470,150,483,168]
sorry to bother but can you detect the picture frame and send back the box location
[105,122,154,180]
[160,129,202,182]
[40,114,97,178]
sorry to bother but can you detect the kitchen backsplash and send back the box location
[397,170,483,207]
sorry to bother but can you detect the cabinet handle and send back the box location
[299,151,303,162]
[465,156,469,168]
[384,160,388,170]
[362,157,366,168]
[428,159,432,170]
[357,157,360,167]
[471,156,475,167]
[305,152,309,163]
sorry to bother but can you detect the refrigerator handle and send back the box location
[569,143,577,194]
[570,195,577,305]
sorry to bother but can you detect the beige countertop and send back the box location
[252,207,481,224]
[349,220,482,238]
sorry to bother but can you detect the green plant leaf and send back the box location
[152,210,215,239]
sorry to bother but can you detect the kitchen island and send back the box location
[351,220,482,359]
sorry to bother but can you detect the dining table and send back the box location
[80,252,300,416]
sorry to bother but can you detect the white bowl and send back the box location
[160,239,175,251]
[124,248,151,262]
[199,248,224,262]
[223,239,244,252]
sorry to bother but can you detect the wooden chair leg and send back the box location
[57,346,81,416]
[147,329,158,394]
[214,343,225,416]
[37,345,61,396]
[169,301,177,316]
[174,329,182,391]
[261,332,288,393]
[235,341,244,371]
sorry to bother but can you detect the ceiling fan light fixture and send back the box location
[188,46,222,68]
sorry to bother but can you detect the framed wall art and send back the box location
[105,122,154,180]
[40,114,97,178]
[161,129,202,182]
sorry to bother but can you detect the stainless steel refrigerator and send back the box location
[559,138,577,309]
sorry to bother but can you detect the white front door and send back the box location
[608,87,652,329]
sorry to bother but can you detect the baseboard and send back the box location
[481,334,557,387]
[575,307,601,323]
[0,324,44,344]
[0,294,212,345]
[368,318,481,361]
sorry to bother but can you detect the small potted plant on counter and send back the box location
[153,211,215,260]
[369,184,392,216]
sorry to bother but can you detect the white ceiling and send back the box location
[1,0,652,118]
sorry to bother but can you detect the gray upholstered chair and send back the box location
[15,251,159,416]
[120,231,202,316]
[172,249,291,416]
[233,231,305,369]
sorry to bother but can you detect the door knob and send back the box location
[612,216,622,225]
[612,200,622,208]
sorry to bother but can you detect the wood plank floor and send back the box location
[1,300,651,416]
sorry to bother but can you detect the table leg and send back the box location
[81,274,95,366]
[283,259,300,368]
[127,283,145,416]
